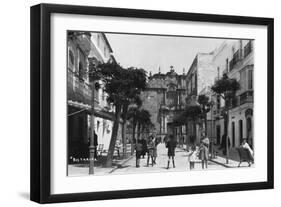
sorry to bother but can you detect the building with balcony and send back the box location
[185,52,217,144]
[212,40,254,148]
[67,32,118,162]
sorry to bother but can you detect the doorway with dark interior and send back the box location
[232,122,235,147]
[216,125,220,145]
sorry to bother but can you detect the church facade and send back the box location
[140,66,188,142]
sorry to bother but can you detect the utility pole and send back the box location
[210,100,214,159]
[225,110,229,164]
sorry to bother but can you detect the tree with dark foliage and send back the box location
[211,73,239,163]
[89,61,147,167]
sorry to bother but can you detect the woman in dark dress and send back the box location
[135,138,143,168]
[141,137,148,158]
[166,135,177,169]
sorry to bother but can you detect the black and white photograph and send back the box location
[67,31,254,176]
[0,0,278,206]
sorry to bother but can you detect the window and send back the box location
[192,74,195,91]
[217,95,221,109]
[240,69,247,91]
[187,81,191,94]
[232,122,235,147]
[244,41,252,58]
[97,34,100,47]
[239,120,243,144]
[226,58,229,72]
[102,89,105,101]
[97,121,100,131]
[168,85,176,91]
[248,70,253,90]
[104,47,107,57]
[78,62,83,79]
[69,50,74,65]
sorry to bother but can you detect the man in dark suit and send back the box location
[93,131,98,160]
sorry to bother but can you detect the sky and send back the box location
[105,33,225,75]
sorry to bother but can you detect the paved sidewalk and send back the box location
[210,145,254,168]
[68,154,134,176]
[210,156,240,168]
[212,145,241,161]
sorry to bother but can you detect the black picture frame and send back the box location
[30,3,274,204]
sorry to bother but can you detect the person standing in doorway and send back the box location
[166,135,177,169]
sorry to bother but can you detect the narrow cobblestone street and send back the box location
[68,142,229,176]
[111,143,226,175]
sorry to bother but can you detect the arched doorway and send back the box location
[246,117,252,147]
[239,120,243,145]
[78,62,83,79]
[245,109,253,148]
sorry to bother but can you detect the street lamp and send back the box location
[89,81,100,174]
[209,100,215,159]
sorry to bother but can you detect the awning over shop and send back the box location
[68,100,91,111]
[68,100,117,121]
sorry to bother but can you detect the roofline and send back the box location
[186,54,198,77]
[110,54,117,63]
[101,33,113,53]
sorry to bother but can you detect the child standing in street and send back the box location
[187,145,198,170]
[166,135,177,169]
[147,136,155,167]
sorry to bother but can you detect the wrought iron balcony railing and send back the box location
[244,41,252,58]
[240,90,253,105]
[67,69,98,106]
[229,49,242,71]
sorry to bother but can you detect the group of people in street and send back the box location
[164,133,211,170]
[134,136,160,168]
[133,133,211,170]
[187,134,210,170]
[133,132,254,170]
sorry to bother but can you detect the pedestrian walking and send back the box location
[187,145,198,170]
[199,136,209,169]
[135,138,143,168]
[115,139,121,158]
[147,136,155,166]
[152,137,160,164]
[166,135,177,169]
